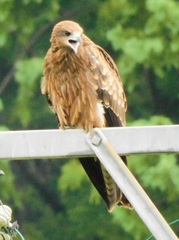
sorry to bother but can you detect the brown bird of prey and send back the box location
[41,20,132,212]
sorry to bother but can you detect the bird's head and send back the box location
[51,20,83,54]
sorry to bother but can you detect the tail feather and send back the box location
[79,156,132,211]
[101,162,132,212]
[100,164,118,212]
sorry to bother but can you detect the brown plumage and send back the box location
[42,20,132,212]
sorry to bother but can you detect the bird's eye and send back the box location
[65,31,71,36]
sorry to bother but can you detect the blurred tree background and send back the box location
[0,0,179,239]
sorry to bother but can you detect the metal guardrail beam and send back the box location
[0,125,178,239]
[0,125,179,160]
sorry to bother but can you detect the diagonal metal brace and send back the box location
[86,128,178,240]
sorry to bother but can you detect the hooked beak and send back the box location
[68,34,82,54]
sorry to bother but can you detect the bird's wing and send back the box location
[83,36,127,127]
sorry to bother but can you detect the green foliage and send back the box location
[0,0,179,239]
[112,208,149,239]
[58,159,102,205]
[0,0,60,48]
[141,155,179,199]
[0,99,3,112]
[130,115,172,126]
[14,57,44,127]
[0,161,22,207]
[58,185,134,240]
[58,159,87,192]
[0,99,8,130]
[106,0,179,72]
